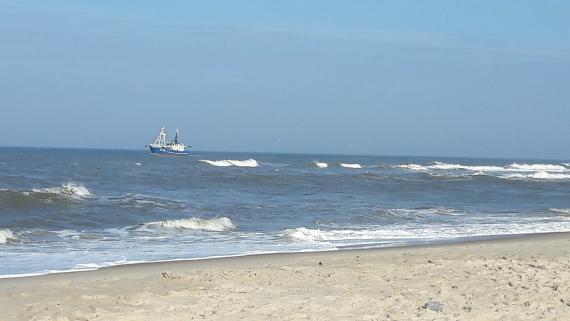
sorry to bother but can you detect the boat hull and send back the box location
[149,146,191,155]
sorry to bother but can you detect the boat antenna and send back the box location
[174,129,180,145]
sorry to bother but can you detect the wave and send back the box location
[31,183,92,199]
[376,207,466,218]
[313,161,328,168]
[259,161,290,167]
[339,163,362,169]
[500,171,570,181]
[396,162,503,172]
[285,220,570,243]
[200,159,259,168]
[507,163,567,172]
[427,171,570,181]
[0,183,91,207]
[397,162,569,173]
[397,164,429,172]
[111,193,186,210]
[394,161,570,182]
[0,229,16,244]
[141,217,235,232]
[550,209,570,216]
[53,229,86,240]
[284,227,412,242]
[429,162,505,172]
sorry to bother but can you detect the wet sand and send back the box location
[1,233,570,320]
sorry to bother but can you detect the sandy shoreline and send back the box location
[2,232,570,320]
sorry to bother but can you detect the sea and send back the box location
[1,148,569,278]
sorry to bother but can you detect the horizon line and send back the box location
[0,145,567,162]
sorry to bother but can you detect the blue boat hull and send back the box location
[149,146,191,155]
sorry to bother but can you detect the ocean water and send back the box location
[1,148,569,277]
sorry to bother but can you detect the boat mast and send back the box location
[174,129,180,145]
[154,126,167,146]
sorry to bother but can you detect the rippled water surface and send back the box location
[1,148,569,276]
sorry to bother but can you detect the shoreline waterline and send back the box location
[2,230,569,320]
[2,230,568,282]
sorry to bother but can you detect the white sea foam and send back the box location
[550,209,570,216]
[339,163,362,169]
[285,220,570,243]
[313,161,328,168]
[397,164,429,172]
[500,171,570,181]
[428,162,464,170]
[0,229,16,244]
[507,163,567,172]
[142,217,235,232]
[200,160,233,167]
[428,162,505,172]
[396,162,503,172]
[55,229,84,240]
[73,260,144,270]
[200,159,259,168]
[285,227,413,242]
[31,183,92,200]
[395,162,570,181]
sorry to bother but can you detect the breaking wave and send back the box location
[428,162,505,172]
[285,220,570,243]
[285,227,410,241]
[550,208,570,216]
[399,162,569,173]
[0,183,91,207]
[397,164,429,172]
[507,163,567,172]
[395,161,570,181]
[313,161,328,168]
[141,217,235,232]
[0,229,16,244]
[339,163,362,169]
[200,159,259,168]
[31,183,92,199]
[500,171,570,181]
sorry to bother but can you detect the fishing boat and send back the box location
[148,126,191,155]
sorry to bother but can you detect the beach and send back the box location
[2,232,569,321]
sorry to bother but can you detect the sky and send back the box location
[1,1,569,159]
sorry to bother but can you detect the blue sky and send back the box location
[1,1,569,159]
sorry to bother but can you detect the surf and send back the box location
[140,217,236,232]
[339,163,362,169]
[313,161,328,168]
[0,183,91,209]
[0,229,16,244]
[200,159,259,168]
[500,171,570,181]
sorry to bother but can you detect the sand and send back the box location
[1,233,570,320]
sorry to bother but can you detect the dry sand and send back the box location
[1,233,570,320]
